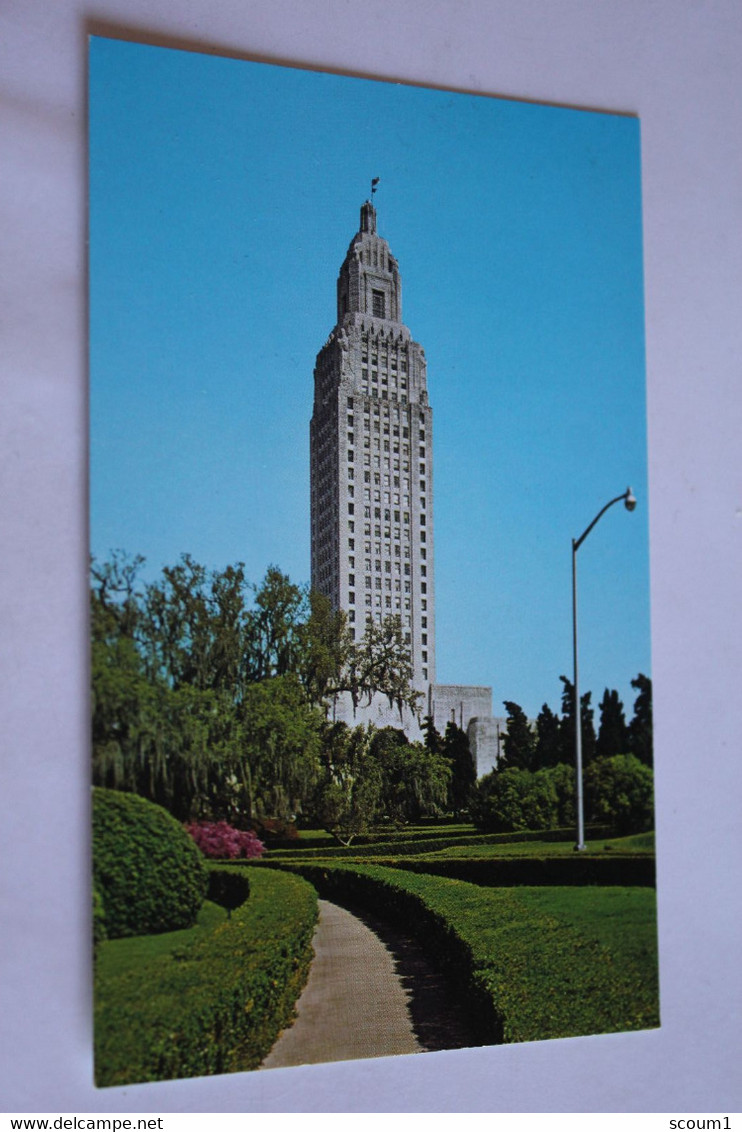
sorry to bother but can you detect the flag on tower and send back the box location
[371,177,380,195]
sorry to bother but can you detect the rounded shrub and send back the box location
[470,767,559,832]
[93,787,207,938]
[584,754,654,834]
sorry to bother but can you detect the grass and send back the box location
[96,900,227,979]
[262,828,652,863]
[95,819,658,1083]
[414,832,655,859]
[94,867,317,1086]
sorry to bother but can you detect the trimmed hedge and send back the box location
[207,865,250,915]
[94,866,318,1086]
[250,850,654,887]
[273,862,659,1044]
[357,853,656,887]
[93,788,207,938]
[265,826,614,861]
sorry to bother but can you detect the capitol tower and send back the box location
[310,197,498,767]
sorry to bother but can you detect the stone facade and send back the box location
[310,201,499,773]
[429,685,505,777]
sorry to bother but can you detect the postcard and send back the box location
[89,36,656,1087]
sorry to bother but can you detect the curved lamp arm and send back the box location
[573,487,636,553]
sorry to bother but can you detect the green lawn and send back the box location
[416,832,655,859]
[94,867,317,1086]
[265,829,653,862]
[95,822,658,1083]
[96,900,227,979]
[291,822,476,847]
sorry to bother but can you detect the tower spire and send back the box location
[360,199,377,234]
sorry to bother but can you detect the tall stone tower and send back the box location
[310,199,500,772]
[310,199,435,714]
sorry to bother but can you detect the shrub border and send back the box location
[247,851,654,887]
[268,861,504,1045]
[265,825,614,858]
[359,853,656,887]
[94,866,317,1086]
[265,860,659,1045]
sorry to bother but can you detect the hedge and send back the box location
[250,852,654,887]
[356,853,656,887]
[207,865,250,915]
[272,862,659,1044]
[94,866,317,1086]
[265,826,614,861]
[92,788,207,938]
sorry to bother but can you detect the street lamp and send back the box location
[572,487,636,851]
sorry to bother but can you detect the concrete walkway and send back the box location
[261,899,423,1068]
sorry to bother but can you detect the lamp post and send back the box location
[572,487,636,851]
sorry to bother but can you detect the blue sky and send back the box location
[89,37,650,722]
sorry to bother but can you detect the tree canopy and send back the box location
[92,551,424,830]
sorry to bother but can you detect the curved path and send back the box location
[261,899,421,1068]
[261,898,477,1069]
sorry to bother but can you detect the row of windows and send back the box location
[351,448,425,471]
[351,398,421,421]
[360,524,426,543]
[346,575,428,601]
[356,438,412,456]
[362,369,407,391]
[362,386,407,403]
[360,354,407,372]
[363,540,426,561]
[363,489,413,508]
[349,415,418,441]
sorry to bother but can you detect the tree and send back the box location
[313,723,383,845]
[470,767,559,832]
[344,614,421,718]
[501,701,536,770]
[347,726,453,824]
[244,567,308,682]
[558,676,596,766]
[443,721,476,813]
[91,551,165,803]
[299,590,353,708]
[545,761,576,828]
[534,703,562,769]
[422,714,443,756]
[627,673,653,767]
[596,688,628,760]
[376,735,451,823]
[239,673,323,822]
[91,551,422,829]
[584,754,654,833]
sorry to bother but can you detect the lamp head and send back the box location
[624,487,637,512]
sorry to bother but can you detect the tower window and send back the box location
[372,290,385,318]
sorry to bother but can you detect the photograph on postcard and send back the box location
[89,36,657,1087]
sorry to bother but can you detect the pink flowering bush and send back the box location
[185,820,265,859]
